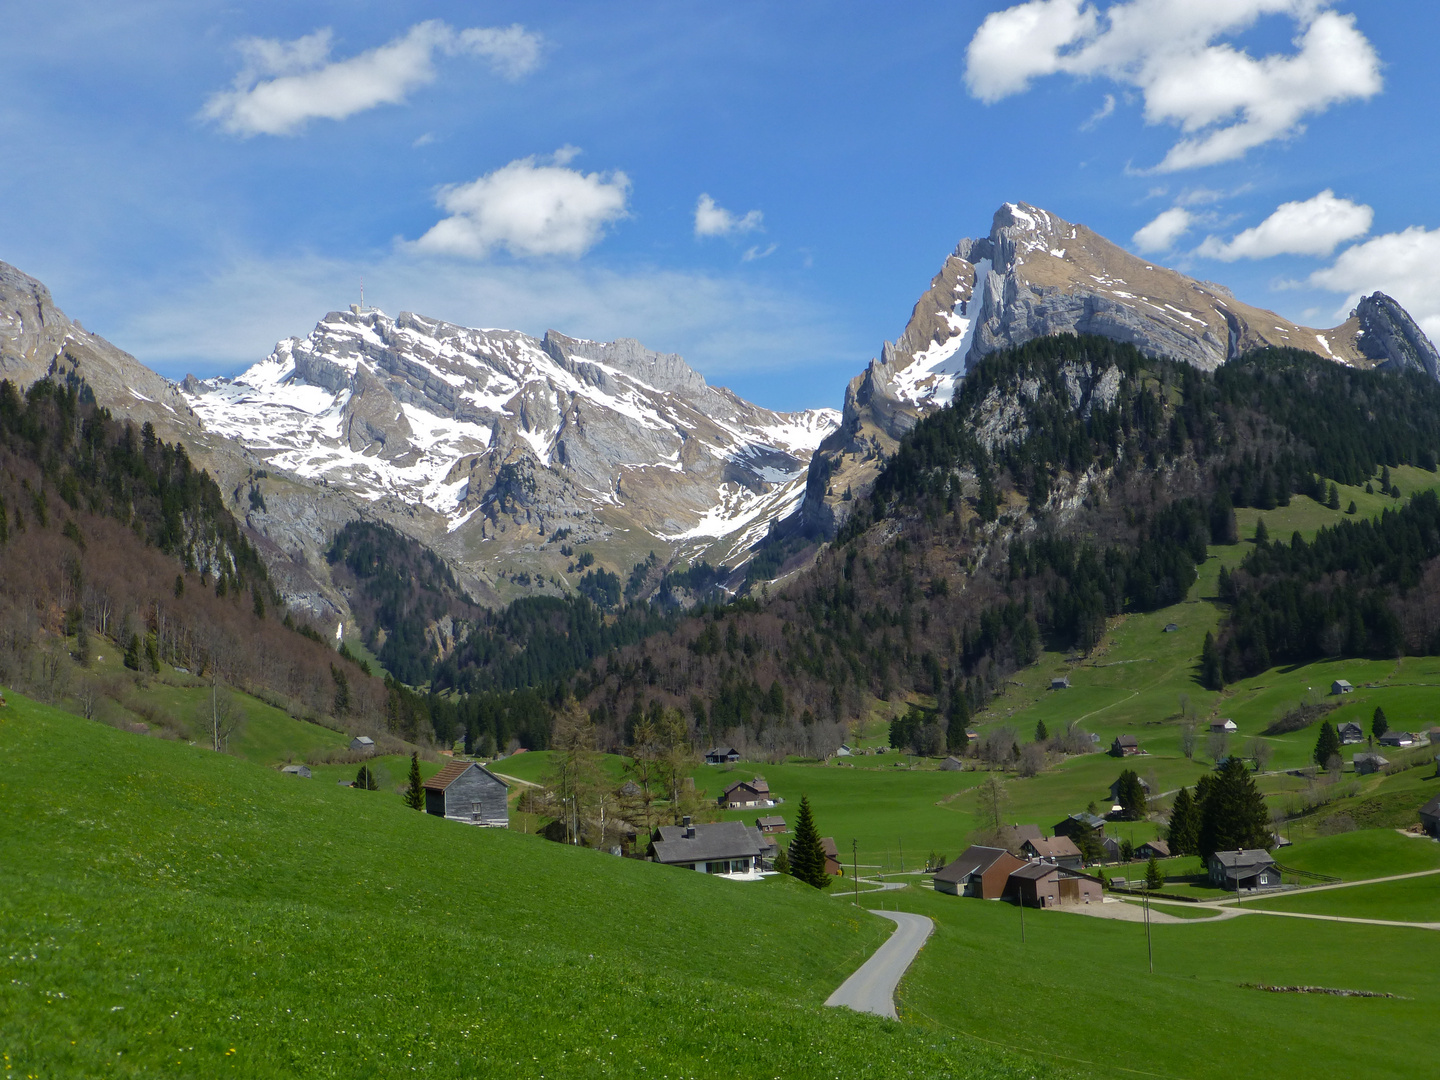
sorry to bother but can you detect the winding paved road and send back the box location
[825,910,933,1020]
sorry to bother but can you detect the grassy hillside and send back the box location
[0,690,1060,1079]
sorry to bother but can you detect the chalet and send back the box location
[704,746,741,764]
[755,815,786,834]
[280,764,312,778]
[1020,835,1083,870]
[1135,839,1170,860]
[1209,719,1237,734]
[1353,752,1389,776]
[1054,813,1106,844]
[649,818,766,875]
[1420,794,1440,838]
[349,736,376,754]
[718,777,774,809]
[1108,776,1152,803]
[939,756,966,772]
[1207,849,1280,891]
[1338,722,1365,745]
[1050,676,1071,690]
[933,845,1024,899]
[1378,730,1415,748]
[1331,679,1354,695]
[1110,735,1142,757]
[1007,862,1104,908]
[820,837,844,876]
[422,762,509,827]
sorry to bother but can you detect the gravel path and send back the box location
[825,910,933,1020]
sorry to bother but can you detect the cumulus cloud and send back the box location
[203,21,542,136]
[694,194,764,238]
[410,151,630,259]
[1132,206,1195,252]
[1197,189,1371,260]
[1308,226,1440,343]
[965,1,1382,171]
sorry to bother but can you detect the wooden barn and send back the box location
[422,762,509,827]
[1007,863,1104,908]
[933,845,1024,899]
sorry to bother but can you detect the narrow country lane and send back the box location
[825,910,933,1020]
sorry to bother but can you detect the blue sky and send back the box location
[2,1,1436,412]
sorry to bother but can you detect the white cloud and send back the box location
[1197,189,1371,260]
[1308,226,1440,343]
[410,152,630,259]
[965,1,1382,171]
[1132,207,1195,252]
[742,243,778,262]
[202,21,542,136]
[695,194,764,238]
[1082,93,1116,129]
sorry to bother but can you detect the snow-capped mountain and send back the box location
[184,307,838,591]
[801,202,1440,536]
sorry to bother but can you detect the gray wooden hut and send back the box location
[422,761,509,827]
[349,735,376,754]
[280,764,312,778]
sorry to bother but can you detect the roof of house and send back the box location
[1338,721,1363,733]
[352,735,375,745]
[723,777,770,796]
[1139,839,1170,857]
[1333,679,1354,689]
[1058,812,1107,830]
[422,761,506,792]
[1353,753,1389,766]
[1024,836,1081,859]
[1419,794,1440,817]
[933,845,1012,885]
[756,815,786,828]
[1378,731,1414,744]
[1211,849,1276,877]
[1010,824,1043,843]
[1210,719,1237,730]
[821,837,840,859]
[1009,861,1061,882]
[705,746,740,757]
[1113,735,1139,747]
[650,821,765,864]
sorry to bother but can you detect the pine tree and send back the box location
[1035,719,1049,743]
[1200,632,1224,691]
[1370,707,1389,743]
[772,847,790,875]
[1326,483,1341,511]
[1313,720,1341,768]
[788,795,830,889]
[404,751,425,809]
[1253,517,1269,544]
[355,764,378,791]
[1168,786,1199,856]
[1145,854,1163,890]
[1198,757,1271,859]
[1115,769,1147,820]
[123,633,141,671]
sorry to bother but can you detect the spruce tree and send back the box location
[1200,632,1224,691]
[1370,707,1388,743]
[772,847,790,875]
[1326,483,1341,511]
[1035,719,1049,743]
[1253,517,1269,544]
[123,633,141,671]
[355,764,378,791]
[1145,854,1164,890]
[1168,786,1199,856]
[1313,720,1341,768]
[788,795,830,889]
[1115,769,1147,820]
[404,751,425,810]
[1197,757,1271,859]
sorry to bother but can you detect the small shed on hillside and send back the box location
[933,845,1024,899]
[1163,623,1179,633]
[422,761,509,827]
[939,756,966,771]
[280,764,312,779]
[1007,862,1103,908]
[1210,719,1238,734]
[1331,680,1354,695]
[350,736,376,754]
[1050,676,1071,690]
[1420,794,1440,838]
[1353,752,1389,776]
[1338,722,1364,744]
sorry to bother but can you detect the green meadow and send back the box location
[0,690,1055,1080]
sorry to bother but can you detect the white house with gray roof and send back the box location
[648,818,769,875]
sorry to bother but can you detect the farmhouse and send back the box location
[1352,752,1389,776]
[649,818,766,875]
[1210,719,1237,734]
[1050,676,1071,690]
[280,764,312,778]
[1338,721,1364,744]
[1020,835,1083,869]
[718,777,774,808]
[1110,735,1142,757]
[755,815,786,834]
[1136,839,1170,860]
[1054,812,1107,843]
[1007,862,1104,908]
[1420,794,1440,838]
[1378,730,1415,748]
[349,736,376,754]
[1331,679,1354,695]
[1207,849,1280,891]
[939,756,966,771]
[820,837,844,876]
[1108,775,1152,802]
[422,761,509,827]
[704,746,741,764]
[933,845,1024,899]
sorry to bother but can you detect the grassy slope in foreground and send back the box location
[0,692,1060,1080]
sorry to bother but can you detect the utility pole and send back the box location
[898,839,904,875]
[1144,886,1153,974]
[852,839,859,906]
[1019,891,1026,943]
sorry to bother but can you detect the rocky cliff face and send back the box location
[184,307,838,599]
[801,203,1439,538]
